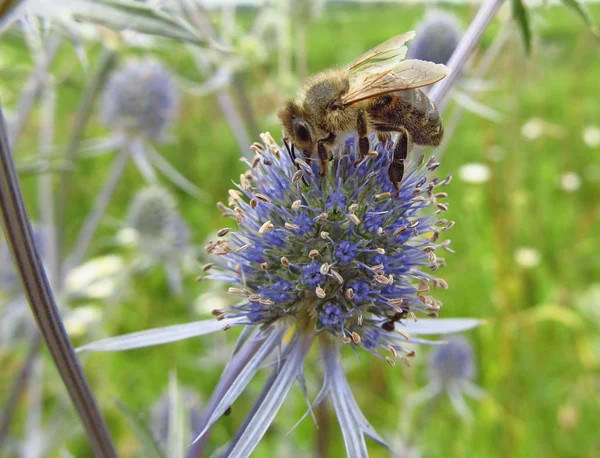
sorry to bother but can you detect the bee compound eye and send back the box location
[295,122,312,143]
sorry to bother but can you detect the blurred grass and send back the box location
[1,3,600,458]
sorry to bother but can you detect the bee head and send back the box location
[278,100,317,157]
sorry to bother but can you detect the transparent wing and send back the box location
[346,31,416,71]
[342,31,450,106]
[342,59,450,106]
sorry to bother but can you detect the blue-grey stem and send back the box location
[184,4,253,158]
[0,103,118,458]
[215,90,252,158]
[435,21,511,160]
[38,78,58,286]
[65,143,130,272]
[0,333,42,453]
[231,74,261,141]
[186,334,267,458]
[57,47,117,273]
[9,33,62,145]
[428,0,507,109]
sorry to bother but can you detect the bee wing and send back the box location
[341,59,450,106]
[346,31,416,71]
[342,31,449,106]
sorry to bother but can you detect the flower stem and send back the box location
[0,333,42,453]
[428,0,507,109]
[57,47,117,274]
[9,33,62,145]
[434,21,512,160]
[65,142,130,272]
[0,103,118,458]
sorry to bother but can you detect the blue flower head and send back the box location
[412,336,486,422]
[100,58,179,141]
[208,132,454,354]
[429,335,476,383]
[408,10,463,65]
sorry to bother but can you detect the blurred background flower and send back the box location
[118,185,197,295]
[101,58,179,142]
[408,10,463,66]
[411,336,485,422]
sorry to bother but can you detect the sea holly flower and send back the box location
[118,186,196,295]
[79,132,481,456]
[101,57,179,141]
[407,10,463,66]
[86,57,205,198]
[411,336,486,421]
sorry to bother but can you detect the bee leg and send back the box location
[389,128,412,191]
[354,108,371,167]
[317,140,329,176]
[317,133,336,177]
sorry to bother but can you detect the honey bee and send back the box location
[278,31,450,189]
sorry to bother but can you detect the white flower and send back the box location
[521,118,545,140]
[514,247,541,269]
[458,163,491,184]
[65,255,125,299]
[582,125,600,148]
[64,306,102,337]
[560,172,581,192]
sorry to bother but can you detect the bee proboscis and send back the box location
[278,31,450,189]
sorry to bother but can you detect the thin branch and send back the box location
[0,334,42,453]
[38,76,58,286]
[428,0,507,109]
[9,33,62,145]
[0,103,117,457]
[65,143,130,272]
[231,74,261,141]
[435,21,512,160]
[57,47,117,274]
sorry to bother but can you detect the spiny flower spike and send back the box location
[210,132,455,358]
[78,133,481,457]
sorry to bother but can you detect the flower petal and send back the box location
[320,342,390,457]
[193,328,284,442]
[77,317,243,352]
[399,318,483,335]
[224,333,313,458]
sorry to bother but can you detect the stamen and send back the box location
[259,220,274,234]
[330,269,344,284]
[255,193,271,203]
